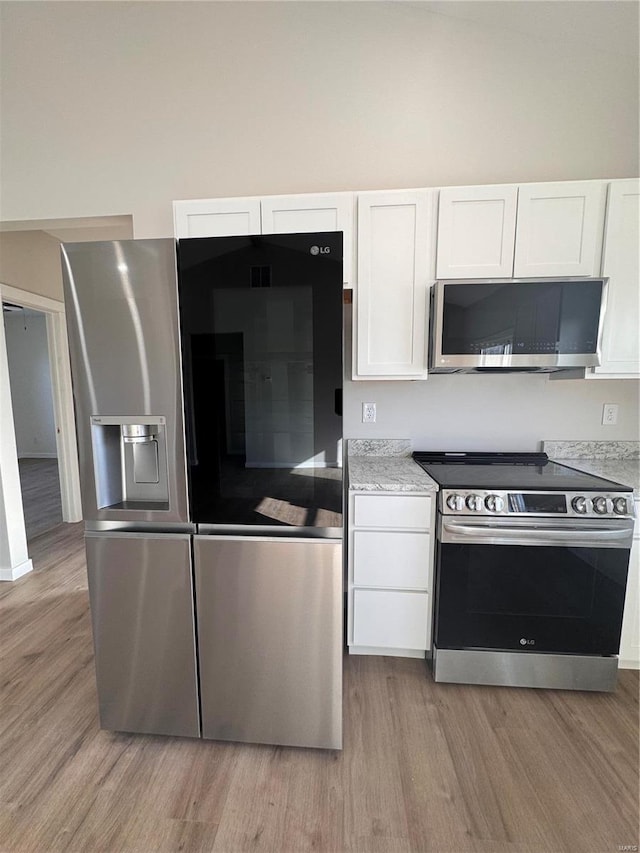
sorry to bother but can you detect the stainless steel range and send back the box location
[412,452,635,692]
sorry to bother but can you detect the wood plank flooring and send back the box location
[1,522,638,852]
[17,458,63,540]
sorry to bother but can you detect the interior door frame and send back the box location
[1,283,82,576]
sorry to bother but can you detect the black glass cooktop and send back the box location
[412,452,632,493]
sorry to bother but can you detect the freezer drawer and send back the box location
[194,536,343,749]
[85,532,199,737]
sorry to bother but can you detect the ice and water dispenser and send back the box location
[90,416,170,510]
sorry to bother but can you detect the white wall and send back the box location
[0,2,637,238]
[0,232,66,302]
[1,1,638,449]
[343,373,640,450]
[3,312,57,458]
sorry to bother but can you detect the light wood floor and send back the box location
[17,457,63,540]
[1,523,638,853]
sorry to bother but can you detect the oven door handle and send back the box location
[441,520,634,548]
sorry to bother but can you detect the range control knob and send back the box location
[485,494,505,513]
[613,497,628,515]
[466,494,484,512]
[571,496,588,514]
[446,493,465,512]
[592,496,608,515]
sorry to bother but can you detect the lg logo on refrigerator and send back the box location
[310,245,331,256]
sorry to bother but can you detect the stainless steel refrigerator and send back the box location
[62,233,344,749]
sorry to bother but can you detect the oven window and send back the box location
[467,549,594,618]
[435,543,629,655]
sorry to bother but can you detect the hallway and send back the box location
[18,457,63,540]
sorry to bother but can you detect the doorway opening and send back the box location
[3,303,63,539]
[0,214,133,580]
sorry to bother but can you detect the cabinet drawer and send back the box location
[353,589,429,649]
[353,494,432,529]
[353,531,430,588]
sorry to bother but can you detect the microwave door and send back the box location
[430,278,606,372]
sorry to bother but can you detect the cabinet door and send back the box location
[436,184,518,279]
[514,181,606,277]
[355,189,436,379]
[591,179,640,377]
[173,197,261,238]
[261,192,355,288]
[353,589,429,649]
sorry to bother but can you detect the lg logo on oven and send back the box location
[520,638,536,646]
[310,245,331,256]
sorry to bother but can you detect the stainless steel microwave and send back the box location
[429,278,608,373]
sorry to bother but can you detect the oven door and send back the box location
[435,517,633,656]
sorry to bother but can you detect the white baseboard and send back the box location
[18,453,57,459]
[0,558,34,582]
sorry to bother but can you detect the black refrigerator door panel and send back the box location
[194,535,343,749]
[85,532,200,737]
[178,233,344,529]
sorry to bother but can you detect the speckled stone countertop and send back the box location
[347,439,439,492]
[346,439,640,495]
[542,441,640,498]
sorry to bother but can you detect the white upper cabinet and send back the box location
[436,180,607,280]
[514,181,606,278]
[173,192,354,287]
[436,184,518,279]
[590,178,640,378]
[260,192,355,288]
[173,197,261,238]
[354,189,436,380]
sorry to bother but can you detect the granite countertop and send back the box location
[346,439,639,495]
[348,456,439,492]
[347,438,439,492]
[542,441,640,498]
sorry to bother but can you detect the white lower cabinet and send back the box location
[619,501,640,669]
[353,531,430,588]
[353,493,432,529]
[348,491,436,657]
[353,589,430,649]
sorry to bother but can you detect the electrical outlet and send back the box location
[602,404,619,425]
[362,402,376,423]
